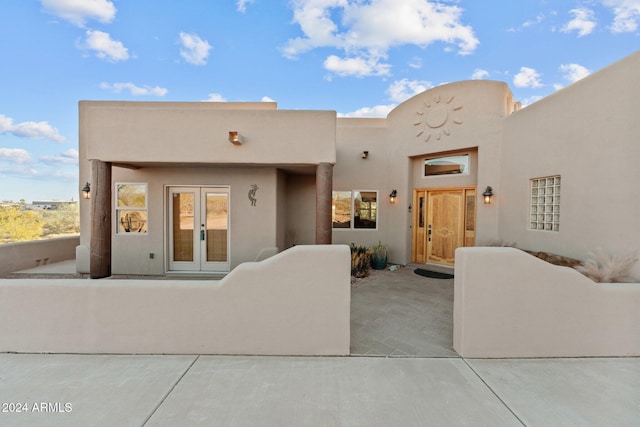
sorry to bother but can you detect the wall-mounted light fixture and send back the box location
[229,131,242,145]
[81,182,91,199]
[482,186,494,204]
[362,151,369,159]
[389,189,398,204]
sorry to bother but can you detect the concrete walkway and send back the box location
[1,265,639,426]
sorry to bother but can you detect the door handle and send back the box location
[200,230,205,241]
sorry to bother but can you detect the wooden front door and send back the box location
[413,187,476,265]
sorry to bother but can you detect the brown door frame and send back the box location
[412,186,476,265]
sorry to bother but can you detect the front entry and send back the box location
[168,186,230,272]
[412,187,476,265]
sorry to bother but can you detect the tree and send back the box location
[0,207,44,242]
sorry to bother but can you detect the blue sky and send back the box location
[0,0,638,202]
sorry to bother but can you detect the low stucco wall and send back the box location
[0,236,79,277]
[0,245,351,356]
[453,247,640,358]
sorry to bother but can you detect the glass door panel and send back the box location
[204,192,228,264]
[173,192,195,262]
[168,186,229,273]
[169,188,198,270]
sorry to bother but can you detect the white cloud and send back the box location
[0,148,33,164]
[0,114,66,143]
[237,0,255,13]
[387,79,433,103]
[203,93,227,102]
[559,63,591,82]
[79,30,129,62]
[323,54,391,77]
[603,0,640,32]
[100,82,168,96]
[261,96,276,102]
[513,67,543,88]
[0,165,40,178]
[284,0,478,76]
[40,148,79,165]
[471,68,489,80]
[522,14,545,28]
[179,32,212,66]
[338,104,396,118]
[41,0,116,27]
[561,8,597,36]
[409,57,423,69]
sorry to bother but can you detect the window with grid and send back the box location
[332,190,378,230]
[116,183,148,234]
[529,176,560,232]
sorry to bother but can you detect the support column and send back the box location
[316,162,333,244]
[90,160,112,279]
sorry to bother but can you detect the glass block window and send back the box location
[529,176,560,232]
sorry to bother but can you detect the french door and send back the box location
[412,187,476,265]
[168,186,230,272]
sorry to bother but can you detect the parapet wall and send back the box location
[0,236,79,277]
[453,247,640,357]
[0,245,351,356]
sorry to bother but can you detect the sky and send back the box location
[0,0,638,203]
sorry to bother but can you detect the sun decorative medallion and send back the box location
[414,95,463,142]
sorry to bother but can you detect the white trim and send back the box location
[114,182,148,235]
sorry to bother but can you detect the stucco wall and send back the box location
[78,101,338,274]
[0,236,79,277]
[499,51,640,277]
[80,101,336,166]
[333,119,401,255]
[110,166,278,275]
[0,245,351,355]
[284,174,316,246]
[334,81,516,264]
[454,247,640,358]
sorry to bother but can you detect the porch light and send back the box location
[389,189,398,204]
[229,131,242,145]
[81,182,91,199]
[483,186,494,204]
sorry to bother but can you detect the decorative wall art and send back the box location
[248,184,259,206]
[414,95,463,142]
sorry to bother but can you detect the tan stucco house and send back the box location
[77,50,640,279]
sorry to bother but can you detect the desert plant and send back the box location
[350,243,371,278]
[576,248,639,283]
[0,206,44,243]
[41,204,80,236]
[369,241,389,270]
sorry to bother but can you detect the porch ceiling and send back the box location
[111,161,319,175]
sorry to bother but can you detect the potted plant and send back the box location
[370,241,389,270]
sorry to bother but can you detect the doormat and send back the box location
[414,269,454,279]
